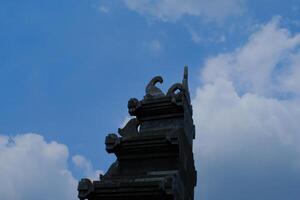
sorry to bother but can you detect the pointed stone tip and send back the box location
[183,66,188,81]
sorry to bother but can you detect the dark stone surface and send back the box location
[78,67,197,200]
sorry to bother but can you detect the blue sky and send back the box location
[1,0,300,199]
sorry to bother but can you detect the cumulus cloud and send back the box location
[0,133,94,200]
[202,17,300,97]
[193,17,300,199]
[123,0,245,22]
[72,155,103,180]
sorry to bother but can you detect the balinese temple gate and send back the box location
[78,67,197,200]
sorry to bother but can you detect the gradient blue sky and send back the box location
[1,1,300,199]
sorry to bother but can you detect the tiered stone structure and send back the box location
[78,67,197,200]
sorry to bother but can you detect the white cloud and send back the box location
[72,155,103,180]
[202,17,300,96]
[192,17,300,199]
[123,0,245,22]
[0,133,92,200]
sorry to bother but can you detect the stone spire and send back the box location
[78,67,197,200]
